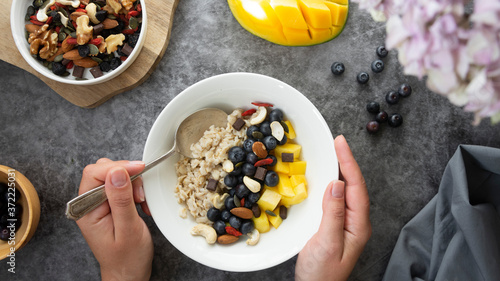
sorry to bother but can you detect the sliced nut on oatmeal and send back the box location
[243,176,262,193]
[222,159,234,173]
[190,224,217,244]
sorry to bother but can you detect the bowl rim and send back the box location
[10,0,148,86]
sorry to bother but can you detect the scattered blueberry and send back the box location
[260,121,272,136]
[229,216,242,229]
[234,183,250,198]
[269,109,284,122]
[371,59,384,73]
[221,209,231,222]
[246,153,258,165]
[248,192,260,204]
[366,101,380,114]
[229,164,242,176]
[213,220,226,235]
[246,126,260,139]
[278,134,288,145]
[99,61,111,72]
[375,111,388,123]
[228,146,246,163]
[264,171,279,187]
[398,83,412,97]
[52,62,66,76]
[242,138,255,153]
[388,113,403,127]
[224,175,238,188]
[357,72,369,84]
[366,120,380,134]
[240,220,254,234]
[78,44,90,57]
[225,196,237,210]
[207,207,221,222]
[110,57,122,70]
[242,163,256,177]
[262,135,277,150]
[385,91,400,105]
[0,227,8,241]
[376,46,388,58]
[331,62,345,76]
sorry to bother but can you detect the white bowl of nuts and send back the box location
[10,0,147,85]
[143,73,338,272]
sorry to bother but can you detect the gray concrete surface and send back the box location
[1,1,499,280]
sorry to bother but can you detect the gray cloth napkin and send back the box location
[382,145,500,281]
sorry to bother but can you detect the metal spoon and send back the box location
[65,108,228,221]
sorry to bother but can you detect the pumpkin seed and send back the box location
[91,57,103,64]
[251,131,264,139]
[107,14,116,20]
[280,121,289,133]
[25,14,31,21]
[58,7,68,18]
[41,0,51,10]
[58,32,67,42]
[43,60,49,67]
[69,32,76,38]
[62,71,70,77]
[33,0,44,8]
[27,6,36,17]
[89,44,99,55]
[63,27,72,35]
[66,25,75,32]
[54,54,64,63]
[47,62,53,70]
[234,162,245,169]
[129,17,139,29]
[75,78,88,80]
[265,210,277,217]
[234,195,241,207]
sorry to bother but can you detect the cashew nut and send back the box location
[190,224,217,244]
[86,3,100,24]
[36,0,56,22]
[270,121,285,141]
[249,106,267,125]
[58,11,69,27]
[212,193,229,209]
[246,229,260,246]
[222,160,234,173]
[243,176,262,193]
[55,0,81,8]
[76,15,93,45]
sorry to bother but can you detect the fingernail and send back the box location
[129,160,145,166]
[331,180,345,198]
[111,168,128,188]
[138,185,145,202]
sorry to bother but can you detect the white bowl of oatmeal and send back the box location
[142,72,338,272]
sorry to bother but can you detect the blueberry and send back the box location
[229,216,242,229]
[269,109,284,123]
[398,83,412,97]
[242,163,256,177]
[228,146,246,164]
[110,57,122,70]
[260,121,272,136]
[357,72,369,84]
[246,153,258,165]
[237,175,244,184]
[235,183,250,198]
[248,192,260,204]
[225,196,236,210]
[278,134,288,145]
[331,62,345,76]
[388,113,403,127]
[366,120,380,134]
[244,199,253,208]
[99,61,111,72]
[243,139,255,153]
[371,60,384,73]
[213,220,226,235]
[78,44,90,57]
[228,188,236,197]
[246,126,260,139]
[52,62,66,76]
[262,135,277,150]
[376,46,388,58]
[128,33,139,48]
[366,101,380,114]
[240,220,254,234]
[264,171,279,187]
[207,207,221,222]
[221,209,231,222]
[224,175,238,188]
[375,111,388,123]
[265,155,277,166]
[385,91,400,104]
[95,10,108,22]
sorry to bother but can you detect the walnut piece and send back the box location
[121,0,136,11]
[28,24,58,59]
[106,0,123,14]
[76,15,93,45]
[105,34,125,54]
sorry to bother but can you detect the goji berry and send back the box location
[55,26,61,33]
[241,109,256,116]
[225,226,242,237]
[55,3,66,8]
[75,8,87,13]
[46,16,53,25]
[120,56,128,61]
[89,38,102,46]
[128,10,139,17]
[240,198,245,207]
[122,28,137,35]
[30,19,45,26]
[79,3,85,9]
[50,5,57,11]
[137,4,142,12]
[251,102,274,107]
[254,158,273,167]
[72,21,78,29]
[66,37,77,45]
[30,15,37,21]
[66,61,74,69]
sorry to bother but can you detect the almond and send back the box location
[230,207,254,219]
[63,49,83,60]
[47,48,64,62]
[252,141,268,159]
[102,18,119,29]
[25,24,41,34]
[70,11,86,22]
[61,37,75,53]
[73,57,98,68]
[217,234,239,245]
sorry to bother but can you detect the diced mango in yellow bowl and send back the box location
[228,0,349,46]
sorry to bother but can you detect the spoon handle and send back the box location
[65,145,177,221]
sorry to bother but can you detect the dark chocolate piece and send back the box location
[254,166,267,181]
[121,43,134,56]
[61,58,71,66]
[206,179,218,192]
[232,118,245,131]
[90,66,103,78]
[281,153,294,162]
[279,205,287,219]
[72,65,85,78]
[93,23,104,34]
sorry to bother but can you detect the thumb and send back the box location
[317,180,346,260]
[105,166,140,240]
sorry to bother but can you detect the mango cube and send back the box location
[274,143,302,160]
[290,174,308,187]
[324,2,348,26]
[266,208,283,229]
[283,120,296,139]
[277,173,295,197]
[252,210,271,233]
[270,0,309,29]
[257,188,282,211]
[281,183,308,207]
[288,161,307,175]
[264,184,280,194]
[298,0,332,29]
[282,27,312,45]
[273,156,290,174]
[326,0,348,6]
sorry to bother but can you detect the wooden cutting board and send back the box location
[1,0,178,108]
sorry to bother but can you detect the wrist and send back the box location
[101,265,151,281]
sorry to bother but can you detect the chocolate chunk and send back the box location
[61,58,71,66]
[254,166,267,181]
[206,179,218,192]
[72,65,85,78]
[279,205,287,219]
[121,43,134,56]
[281,153,294,162]
[232,118,245,131]
[90,66,103,78]
[93,23,104,35]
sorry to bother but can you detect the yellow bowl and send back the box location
[0,165,40,260]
